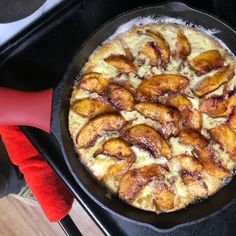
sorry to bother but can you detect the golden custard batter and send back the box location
[68,23,236,214]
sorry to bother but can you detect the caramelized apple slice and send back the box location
[76,114,125,148]
[136,74,189,101]
[79,72,109,94]
[182,109,202,130]
[135,102,180,137]
[125,124,171,159]
[106,161,131,176]
[210,124,236,160]
[182,174,208,198]
[143,30,170,67]
[200,89,236,118]
[154,184,175,211]
[72,98,115,118]
[175,29,191,59]
[228,88,236,107]
[95,138,135,161]
[179,129,209,148]
[166,94,192,111]
[227,107,236,130]
[194,148,230,179]
[140,41,159,66]
[189,50,223,76]
[194,64,234,96]
[107,84,134,111]
[177,154,203,173]
[102,161,132,184]
[104,55,136,73]
[200,95,228,117]
[118,164,167,202]
[167,95,201,129]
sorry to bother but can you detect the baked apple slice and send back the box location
[72,98,115,118]
[76,114,126,148]
[182,109,202,130]
[107,84,134,111]
[194,64,234,96]
[210,124,236,161]
[136,74,189,101]
[194,148,230,179]
[140,41,159,66]
[102,161,132,184]
[104,55,136,73]
[177,154,203,173]
[189,50,224,76]
[179,129,209,148]
[177,155,207,198]
[118,164,167,202]
[95,138,135,161]
[175,29,191,59]
[182,174,208,198]
[143,30,170,67]
[200,89,236,117]
[135,102,180,137]
[166,94,201,129]
[228,88,236,107]
[154,184,175,211]
[227,107,236,130]
[79,72,109,94]
[200,95,229,117]
[166,94,192,111]
[125,124,172,159]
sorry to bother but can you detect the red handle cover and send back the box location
[0,88,53,133]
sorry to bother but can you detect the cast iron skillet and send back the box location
[1,1,236,231]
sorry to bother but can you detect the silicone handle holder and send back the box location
[0,88,53,133]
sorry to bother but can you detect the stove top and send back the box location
[0,0,62,45]
[1,0,236,235]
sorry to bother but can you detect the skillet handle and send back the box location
[162,1,191,12]
[0,87,53,133]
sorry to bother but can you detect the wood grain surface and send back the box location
[0,196,103,236]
